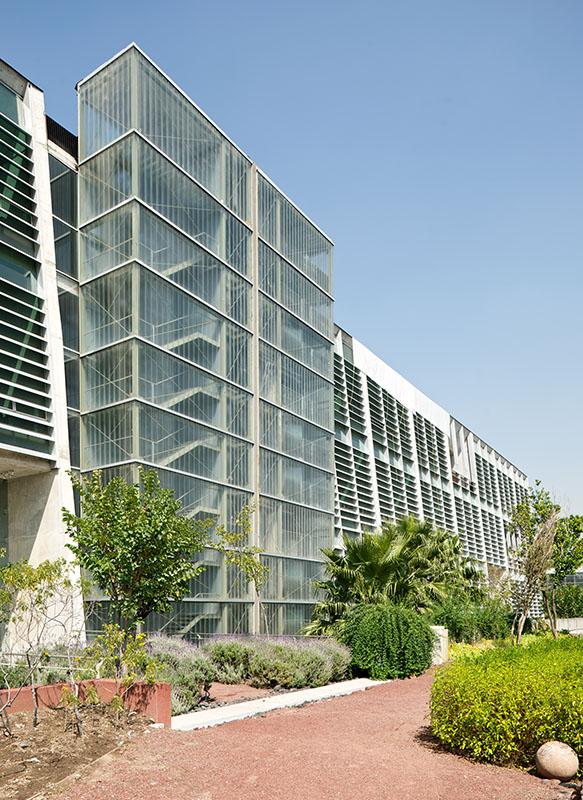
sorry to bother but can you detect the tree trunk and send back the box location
[543,588,557,639]
[516,611,528,645]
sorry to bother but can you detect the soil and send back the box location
[52,671,578,800]
[201,682,271,708]
[0,704,149,800]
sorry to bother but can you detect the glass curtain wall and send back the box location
[50,154,80,470]
[257,176,334,635]
[78,46,334,636]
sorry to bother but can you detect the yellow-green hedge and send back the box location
[431,637,583,769]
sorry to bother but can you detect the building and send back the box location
[0,59,77,569]
[0,46,529,640]
[77,45,335,637]
[333,326,529,577]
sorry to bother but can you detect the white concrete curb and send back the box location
[171,677,387,731]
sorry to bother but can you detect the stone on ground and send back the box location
[535,741,579,781]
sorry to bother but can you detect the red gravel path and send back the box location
[55,672,568,800]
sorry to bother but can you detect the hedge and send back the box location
[555,584,583,618]
[203,637,351,689]
[431,636,583,769]
[430,596,511,643]
[148,635,216,715]
[342,603,434,680]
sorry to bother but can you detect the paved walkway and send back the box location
[54,672,568,800]
[172,677,384,730]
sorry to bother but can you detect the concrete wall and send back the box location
[0,68,83,651]
[556,618,583,635]
[431,625,449,665]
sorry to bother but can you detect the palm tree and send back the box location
[306,516,481,634]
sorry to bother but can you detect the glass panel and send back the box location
[79,136,132,222]
[137,137,249,275]
[259,343,332,430]
[259,175,332,292]
[53,219,77,277]
[80,203,133,278]
[260,294,331,377]
[260,497,333,558]
[79,49,133,159]
[153,466,250,524]
[0,426,52,455]
[138,403,250,487]
[0,242,37,290]
[50,163,77,225]
[260,603,314,636]
[0,83,25,127]
[82,265,133,351]
[261,555,323,602]
[83,403,134,468]
[138,342,250,437]
[260,402,332,471]
[64,350,80,410]
[58,287,79,351]
[139,268,249,388]
[260,449,333,511]
[259,242,332,338]
[68,412,80,468]
[136,51,250,220]
[137,205,249,324]
[83,341,133,410]
[81,203,249,326]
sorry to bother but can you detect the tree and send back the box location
[63,469,266,634]
[0,557,85,730]
[544,515,583,637]
[305,516,481,635]
[508,482,559,644]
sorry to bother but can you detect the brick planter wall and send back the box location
[0,679,171,727]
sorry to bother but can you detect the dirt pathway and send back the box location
[54,672,568,800]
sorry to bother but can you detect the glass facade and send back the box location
[77,46,335,636]
[50,152,80,469]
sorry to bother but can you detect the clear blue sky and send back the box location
[2,0,581,512]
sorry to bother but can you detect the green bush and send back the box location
[431,637,583,769]
[203,637,350,689]
[555,584,583,618]
[148,635,216,714]
[341,603,434,680]
[430,595,511,643]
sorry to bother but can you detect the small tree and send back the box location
[63,469,267,635]
[0,557,85,730]
[544,515,583,637]
[214,504,270,634]
[509,482,559,644]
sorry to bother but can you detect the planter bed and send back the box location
[1,679,171,727]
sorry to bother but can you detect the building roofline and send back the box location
[0,58,43,95]
[75,43,333,245]
[450,416,527,478]
[336,324,528,478]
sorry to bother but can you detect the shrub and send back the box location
[203,636,350,689]
[430,595,511,643]
[431,636,583,769]
[147,635,216,714]
[201,640,251,684]
[555,584,583,618]
[341,603,434,680]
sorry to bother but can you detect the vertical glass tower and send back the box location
[77,46,335,637]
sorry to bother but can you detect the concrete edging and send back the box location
[171,678,387,731]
